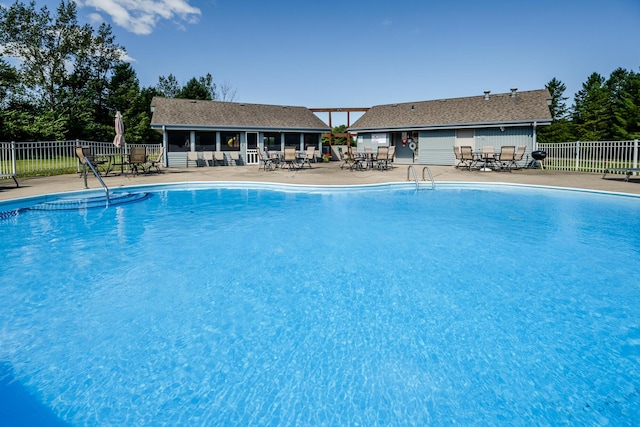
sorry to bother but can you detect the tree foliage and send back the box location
[155,72,235,101]
[0,0,236,142]
[1,1,638,145]
[540,68,640,142]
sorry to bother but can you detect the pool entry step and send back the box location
[29,192,151,210]
[0,192,151,220]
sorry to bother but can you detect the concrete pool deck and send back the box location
[1,162,640,201]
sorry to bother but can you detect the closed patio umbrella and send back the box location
[113,111,126,174]
[113,111,125,148]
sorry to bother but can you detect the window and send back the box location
[195,131,216,151]
[221,132,240,151]
[304,133,318,148]
[167,130,190,152]
[263,132,280,152]
[284,133,299,148]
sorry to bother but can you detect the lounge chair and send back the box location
[202,151,214,166]
[603,167,640,182]
[213,151,225,166]
[148,147,164,173]
[228,151,241,166]
[257,149,274,171]
[496,146,515,171]
[186,151,199,167]
[459,146,475,170]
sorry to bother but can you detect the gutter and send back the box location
[348,119,552,133]
[150,124,331,133]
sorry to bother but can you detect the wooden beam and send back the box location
[309,108,369,113]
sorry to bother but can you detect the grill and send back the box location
[531,150,547,169]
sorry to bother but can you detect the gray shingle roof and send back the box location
[349,89,552,131]
[150,97,330,131]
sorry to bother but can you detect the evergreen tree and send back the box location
[606,68,640,139]
[179,76,213,100]
[573,73,610,141]
[538,77,576,142]
[156,74,181,98]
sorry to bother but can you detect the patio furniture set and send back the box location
[339,146,396,171]
[454,146,526,172]
[257,147,317,171]
[78,146,164,177]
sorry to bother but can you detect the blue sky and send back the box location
[21,1,640,124]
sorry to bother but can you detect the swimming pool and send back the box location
[1,182,639,426]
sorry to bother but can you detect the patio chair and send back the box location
[126,146,147,175]
[301,146,316,168]
[376,146,389,170]
[386,145,396,169]
[202,151,214,166]
[257,148,275,171]
[453,146,464,168]
[186,151,199,167]
[339,147,353,169]
[512,146,526,169]
[496,146,515,171]
[148,147,164,173]
[283,146,300,170]
[75,146,108,174]
[458,146,476,170]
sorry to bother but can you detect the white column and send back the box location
[162,126,168,167]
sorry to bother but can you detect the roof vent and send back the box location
[510,87,518,97]
[484,90,490,100]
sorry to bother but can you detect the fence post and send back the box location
[11,141,17,176]
[574,141,580,171]
[634,139,638,170]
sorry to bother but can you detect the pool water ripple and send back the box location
[1,185,640,425]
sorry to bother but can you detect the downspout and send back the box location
[532,121,538,151]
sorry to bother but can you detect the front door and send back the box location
[246,132,258,165]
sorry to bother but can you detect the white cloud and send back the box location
[77,0,201,35]
[87,12,103,25]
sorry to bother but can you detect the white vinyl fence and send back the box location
[538,140,639,175]
[0,140,162,180]
[0,141,18,186]
[2,139,639,181]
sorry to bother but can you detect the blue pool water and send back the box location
[1,183,640,426]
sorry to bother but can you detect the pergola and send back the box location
[309,107,369,154]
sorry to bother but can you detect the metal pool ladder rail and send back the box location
[407,165,435,190]
[81,157,110,203]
